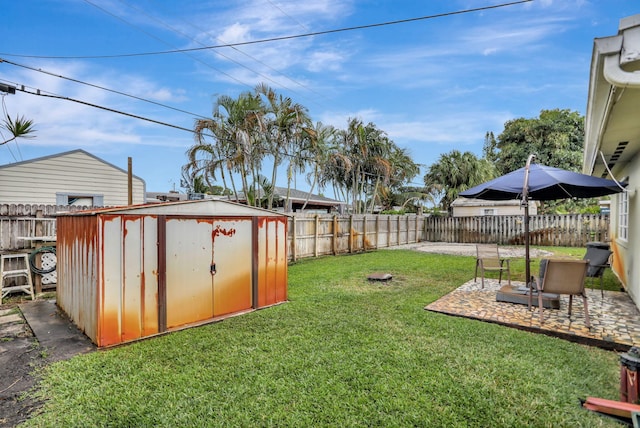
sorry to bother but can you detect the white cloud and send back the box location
[307,50,345,72]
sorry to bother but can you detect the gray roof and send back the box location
[235,187,344,206]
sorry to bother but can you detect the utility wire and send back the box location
[0,1,533,60]
[14,84,196,134]
[0,58,211,120]
[153,0,326,102]
[81,0,253,90]
[265,0,310,32]
[113,0,325,106]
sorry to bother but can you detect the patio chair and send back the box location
[583,247,613,297]
[475,244,511,289]
[533,259,590,328]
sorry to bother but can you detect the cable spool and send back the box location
[29,246,57,275]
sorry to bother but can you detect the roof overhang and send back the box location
[584,14,640,179]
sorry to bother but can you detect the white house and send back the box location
[0,149,146,206]
[584,14,640,308]
[451,198,538,217]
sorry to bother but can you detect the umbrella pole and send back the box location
[523,154,535,309]
[525,202,531,309]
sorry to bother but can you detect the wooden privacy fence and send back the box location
[288,214,424,261]
[0,205,610,258]
[424,214,610,247]
[0,204,89,251]
[289,213,610,260]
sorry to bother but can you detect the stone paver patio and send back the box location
[425,278,640,351]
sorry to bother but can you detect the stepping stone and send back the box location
[0,323,27,338]
[0,308,15,317]
[367,272,393,282]
[0,314,22,325]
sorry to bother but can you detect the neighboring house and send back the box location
[584,14,640,308]
[232,187,346,213]
[146,191,189,203]
[451,198,538,217]
[0,149,145,206]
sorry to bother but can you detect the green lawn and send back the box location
[26,249,621,427]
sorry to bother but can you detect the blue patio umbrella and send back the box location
[459,154,625,300]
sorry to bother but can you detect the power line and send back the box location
[265,0,310,32]
[0,1,533,60]
[158,1,327,103]
[112,0,326,106]
[81,0,255,90]
[0,58,211,120]
[13,83,196,134]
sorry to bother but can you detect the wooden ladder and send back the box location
[0,253,34,303]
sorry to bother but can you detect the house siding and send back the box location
[0,150,145,206]
[610,152,640,304]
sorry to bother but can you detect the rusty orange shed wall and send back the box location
[99,214,160,347]
[257,216,288,307]
[56,215,100,344]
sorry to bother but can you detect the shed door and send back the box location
[165,218,253,329]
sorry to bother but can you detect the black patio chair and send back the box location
[583,247,612,297]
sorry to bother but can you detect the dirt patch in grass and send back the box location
[0,302,47,428]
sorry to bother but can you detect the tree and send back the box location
[423,150,496,212]
[255,83,311,210]
[191,91,265,205]
[491,109,588,214]
[187,84,421,213]
[300,122,335,211]
[482,131,498,163]
[494,109,584,175]
[1,115,36,146]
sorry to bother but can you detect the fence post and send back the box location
[314,214,319,258]
[333,215,338,255]
[349,215,354,253]
[362,215,367,250]
[291,216,297,262]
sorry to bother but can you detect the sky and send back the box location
[0,0,638,196]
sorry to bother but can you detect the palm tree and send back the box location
[191,91,265,206]
[1,115,36,146]
[191,111,238,201]
[300,122,336,210]
[255,83,311,211]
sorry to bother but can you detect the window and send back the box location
[483,209,496,216]
[618,191,628,241]
[56,193,104,207]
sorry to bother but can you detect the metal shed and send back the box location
[56,199,288,347]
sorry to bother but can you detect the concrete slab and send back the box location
[19,300,96,362]
[0,322,27,338]
[0,313,23,325]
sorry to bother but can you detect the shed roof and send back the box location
[57,198,288,217]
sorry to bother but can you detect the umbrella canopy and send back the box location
[459,155,625,307]
[459,163,625,201]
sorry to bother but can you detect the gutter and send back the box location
[603,54,640,88]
